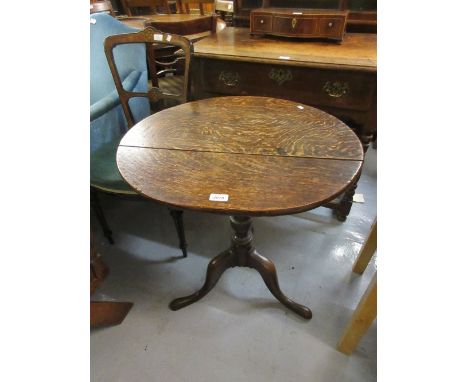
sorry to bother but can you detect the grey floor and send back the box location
[91,147,377,382]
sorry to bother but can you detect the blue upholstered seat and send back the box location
[90,13,150,193]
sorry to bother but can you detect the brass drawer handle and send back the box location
[219,71,240,87]
[269,68,293,86]
[323,81,349,97]
[291,18,297,29]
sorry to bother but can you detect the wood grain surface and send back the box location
[117,96,363,216]
[120,97,363,160]
[193,28,377,71]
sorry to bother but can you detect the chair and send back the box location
[90,13,189,256]
[104,26,192,122]
[90,0,116,16]
[121,0,172,15]
[337,220,377,355]
[177,0,214,15]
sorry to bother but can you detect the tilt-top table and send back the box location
[116,96,363,319]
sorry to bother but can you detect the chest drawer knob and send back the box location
[328,22,333,27]
[260,19,264,24]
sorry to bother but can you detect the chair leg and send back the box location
[91,189,114,244]
[169,208,187,257]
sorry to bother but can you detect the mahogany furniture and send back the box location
[191,27,376,220]
[250,8,348,41]
[144,13,219,35]
[118,14,224,41]
[234,0,376,33]
[116,96,364,319]
[337,219,377,354]
[91,236,133,328]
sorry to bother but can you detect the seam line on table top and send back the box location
[118,144,363,162]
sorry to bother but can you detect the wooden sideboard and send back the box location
[192,27,376,146]
[191,27,376,220]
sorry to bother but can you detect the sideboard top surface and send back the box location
[194,27,376,71]
[252,8,349,15]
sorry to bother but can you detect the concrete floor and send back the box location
[91,147,377,382]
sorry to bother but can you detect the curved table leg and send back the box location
[169,250,236,310]
[170,216,312,319]
[248,250,312,319]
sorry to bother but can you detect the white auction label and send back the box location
[154,34,163,41]
[209,193,229,202]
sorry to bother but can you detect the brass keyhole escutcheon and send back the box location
[291,18,297,29]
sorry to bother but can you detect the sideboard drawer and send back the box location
[198,59,375,112]
[272,16,317,36]
[252,14,272,32]
[318,17,345,37]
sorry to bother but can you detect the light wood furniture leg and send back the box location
[352,219,377,274]
[337,273,377,355]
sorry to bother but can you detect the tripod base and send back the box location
[169,216,312,319]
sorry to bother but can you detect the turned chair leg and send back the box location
[91,189,114,244]
[169,208,188,257]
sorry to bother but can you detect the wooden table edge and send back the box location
[116,148,363,217]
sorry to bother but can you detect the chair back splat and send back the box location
[104,27,193,128]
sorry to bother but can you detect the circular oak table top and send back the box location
[117,96,364,216]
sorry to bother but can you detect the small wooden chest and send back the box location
[250,8,348,41]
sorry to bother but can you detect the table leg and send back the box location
[169,216,312,319]
[333,180,359,222]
